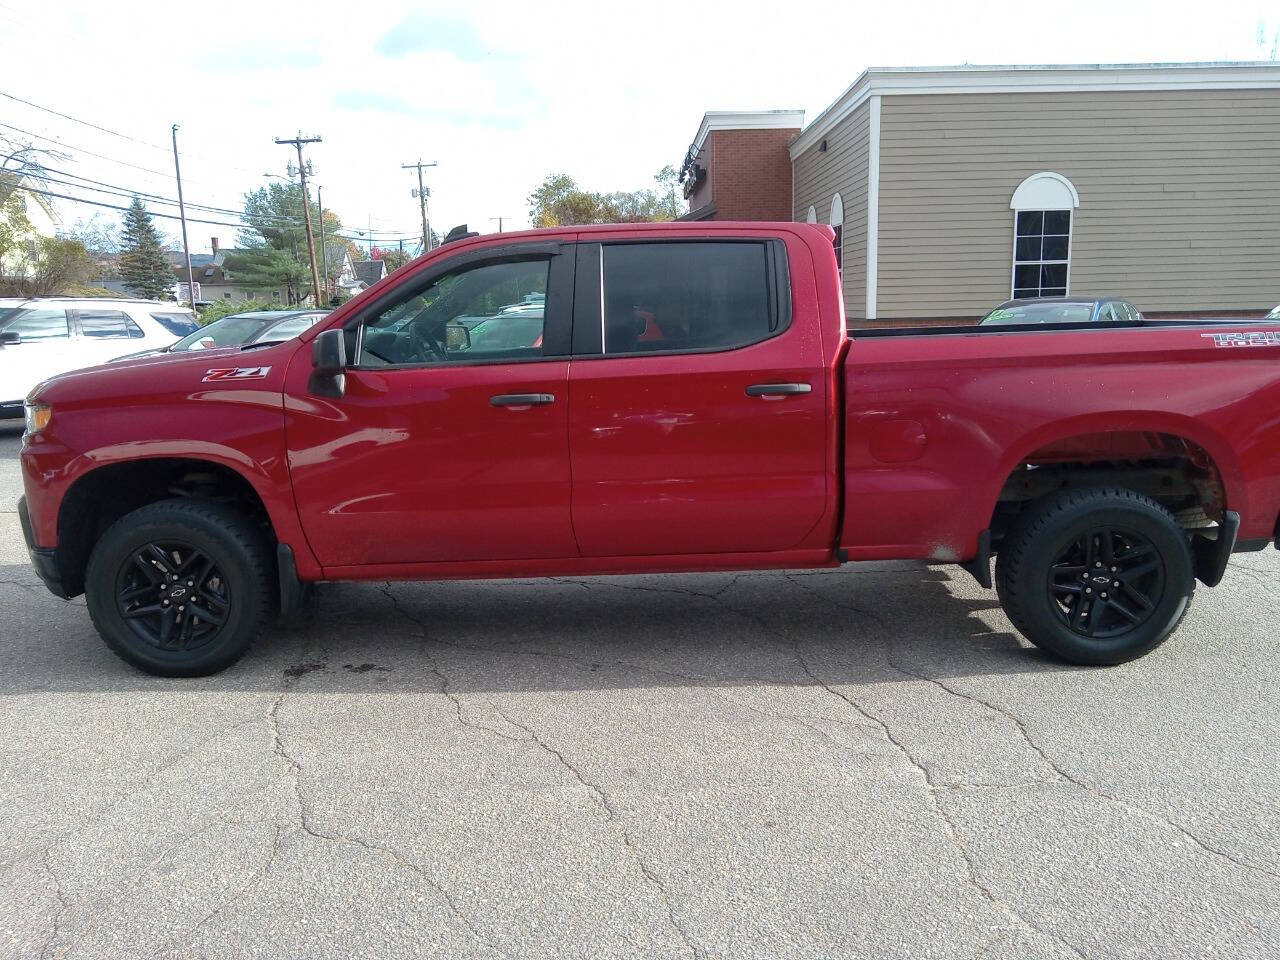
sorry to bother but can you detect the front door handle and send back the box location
[490,393,556,407]
[746,382,812,397]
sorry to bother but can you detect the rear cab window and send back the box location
[575,239,790,357]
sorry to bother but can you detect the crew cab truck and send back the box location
[17,222,1280,676]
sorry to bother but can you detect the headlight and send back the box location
[23,401,51,436]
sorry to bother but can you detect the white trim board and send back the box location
[692,110,805,155]
[865,95,881,321]
[790,61,1280,157]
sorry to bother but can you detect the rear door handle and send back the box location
[490,393,556,407]
[746,382,812,397]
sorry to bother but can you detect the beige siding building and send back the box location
[741,62,1280,324]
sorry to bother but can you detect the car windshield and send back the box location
[980,302,1095,325]
[150,312,201,336]
[250,314,321,344]
[464,312,544,351]
[1268,306,1280,319]
[0,307,19,327]
[171,315,271,350]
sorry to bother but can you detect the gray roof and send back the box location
[352,260,387,285]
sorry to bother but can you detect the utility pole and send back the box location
[489,216,507,233]
[317,185,328,303]
[274,131,324,308]
[170,124,196,310]
[401,159,437,253]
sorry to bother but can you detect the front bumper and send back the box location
[0,401,23,419]
[16,496,68,599]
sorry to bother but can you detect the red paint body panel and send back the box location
[566,226,839,557]
[17,221,1280,595]
[282,359,575,566]
[841,327,1280,558]
[19,344,323,578]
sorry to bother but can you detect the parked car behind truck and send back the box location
[1,298,197,418]
[17,222,1280,676]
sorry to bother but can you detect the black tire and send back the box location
[995,486,1194,666]
[85,499,272,677]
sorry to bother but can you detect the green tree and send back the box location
[372,246,414,273]
[119,197,175,299]
[237,183,345,304]
[0,235,96,297]
[528,171,682,226]
[223,246,310,305]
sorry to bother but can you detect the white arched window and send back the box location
[805,205,817,224]
[1010,172,1079,299]
[828,193,844,274]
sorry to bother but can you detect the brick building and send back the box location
[678,111,802,222]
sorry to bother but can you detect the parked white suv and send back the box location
[0,298,198,418]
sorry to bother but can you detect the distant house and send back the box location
[352,259,386,289]
[0,178,61,280]
[169,237,298,305]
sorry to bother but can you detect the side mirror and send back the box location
[310,328,347,397]
[312,328,347,373]
[0,331,21,346]
[445,322,471,351]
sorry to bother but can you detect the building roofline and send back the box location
[691,109,805,154]
[790,61,1280,157]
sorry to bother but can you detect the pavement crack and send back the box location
[707,591,1086,959]
[38,848,70,960]
[269,643,494,950]
[494,706,701,960]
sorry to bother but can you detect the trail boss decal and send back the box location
[1201,331,1280,348]
[202,366,272,382]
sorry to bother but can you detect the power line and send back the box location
[17,183,416,245]
[0,121,220,187]
[0,88,169,152]
[27,162,422,237]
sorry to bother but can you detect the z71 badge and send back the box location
[201,366,272,382]
[1201,331,1280,348]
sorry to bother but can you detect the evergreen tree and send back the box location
[119,197,174,300]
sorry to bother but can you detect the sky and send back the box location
[1,0,1278,256]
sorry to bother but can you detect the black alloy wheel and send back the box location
[116,540,231,651]
[995,486,1194,666]
[1047,527,1164,640]
[86,498,272,676]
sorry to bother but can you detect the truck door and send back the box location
[567,236,829,557]
[284,242,579,568]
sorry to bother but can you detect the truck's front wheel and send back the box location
[995,487,1195,665]
[85,499,272,677]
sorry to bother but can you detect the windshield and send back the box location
[251,314,322,344]
[171,315,270,351]
[150,311,200,336]
[0,308,19,327]
[1268,306,1280,319]
[464,313,544,351]
[980,302,1095,325]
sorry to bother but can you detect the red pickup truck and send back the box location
[17,222,1280,676]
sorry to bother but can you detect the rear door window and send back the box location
[599,242,776,356]
[77,310,145,339]
[1,308,70,341]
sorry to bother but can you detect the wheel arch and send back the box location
[54,452,292,598]
[983,413,1243,544]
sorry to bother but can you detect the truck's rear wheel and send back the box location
[995,487,1194,665]
[85,499,272,677]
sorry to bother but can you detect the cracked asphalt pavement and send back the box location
[1,420,1277,958]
